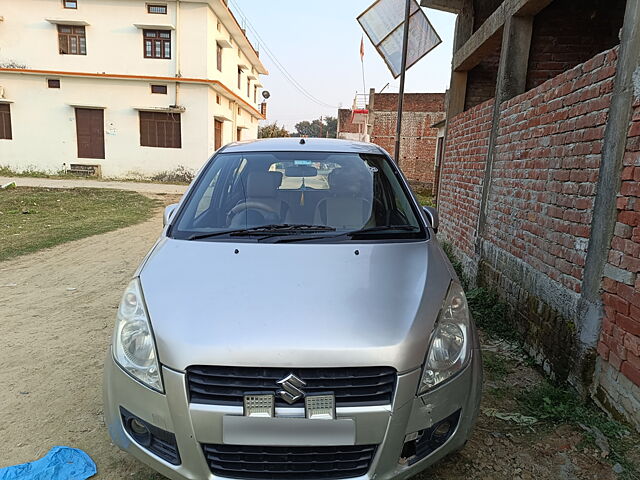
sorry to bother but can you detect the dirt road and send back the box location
[0,198,637,479]
[0,197,175,479]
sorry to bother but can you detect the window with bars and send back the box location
[217,43,223,71]
[147,4,167,14]
[0,104,12,140]
[237,67,242,89]
[144,30,171,59]
[58,25,86,55]
[139,112,181,148]
[63,0,78,8]
[48,79,61,88]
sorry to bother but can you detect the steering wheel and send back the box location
[227,201,279,225]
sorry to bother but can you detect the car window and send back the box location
[171,151,425,241]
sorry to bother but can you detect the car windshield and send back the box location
[170,151,425,242]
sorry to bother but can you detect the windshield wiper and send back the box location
[187,224,336,241]
[273,225,420,243]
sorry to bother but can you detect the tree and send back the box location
[293,116,338,138]
[258,122,290,138]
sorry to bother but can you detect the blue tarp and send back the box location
[0,446,96,480]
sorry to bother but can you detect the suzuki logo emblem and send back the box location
[276,373,306,404]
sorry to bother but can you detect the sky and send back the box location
[228,1,456,130]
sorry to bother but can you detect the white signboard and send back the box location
[358,0,442,78]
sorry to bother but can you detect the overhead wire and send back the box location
[228,0,339,109]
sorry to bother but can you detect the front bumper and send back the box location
[103,350,482,480]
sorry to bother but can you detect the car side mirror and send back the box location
[163,203,179,227]
[423,206,439,233]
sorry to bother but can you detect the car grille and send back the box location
[186,366,396,407]
[202,444,377,479]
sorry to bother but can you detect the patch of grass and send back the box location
[415,193,435,207]
[466,288,517,341]
[0,187,158,261]
[519,382,639,478]
[483,351,511,381]
[150,165,195,185]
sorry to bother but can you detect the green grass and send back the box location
[0,187,158,261]
[519,382,639,479]
[483,351,511,381]
[415,193,435,207]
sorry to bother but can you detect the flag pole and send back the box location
[360,36,367,96]
[394,0,411,166]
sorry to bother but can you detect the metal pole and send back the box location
[394,0,411,165]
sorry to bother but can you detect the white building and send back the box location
[0,0,268,178]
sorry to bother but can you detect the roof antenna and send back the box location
[299,138,306,145]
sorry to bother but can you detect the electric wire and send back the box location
[228,0,339,109]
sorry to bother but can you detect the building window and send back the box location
[139,111,181,148]
[147,4,167,14]
[0,104,12,140]
[237,67,242,89]
[237,128,242,141]
[151,84,168,94]
[254,85,257,103]
[63,0,78,8]
[48,79,61,88]
[144,30,171,59]
[58,25,86,55]
[247,78,250,98]
[214,119,223,150]
[216,94,221,105]
[217,43,223,71]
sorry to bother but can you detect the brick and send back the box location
[610,350,623,370]
[621,361,640,387]
[617,313,640,337]
[604,263,636,285]
[597,340,610,360]
[625,334,640,356]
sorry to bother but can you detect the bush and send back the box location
[150,165,195,184]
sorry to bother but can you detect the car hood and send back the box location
[139,238,452,373]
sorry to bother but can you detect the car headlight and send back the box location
[113,278,163,392]
[418,282,471,394]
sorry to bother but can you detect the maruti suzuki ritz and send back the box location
[103,138,482,480]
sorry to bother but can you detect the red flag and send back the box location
[360,36,365,61]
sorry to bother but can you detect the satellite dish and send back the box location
[262,90,271,100]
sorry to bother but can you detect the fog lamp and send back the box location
[305,394,336,420]
[243,394,275,417]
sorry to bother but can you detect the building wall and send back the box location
[0,0,264,177]
[594,93,640,423]
[369,93,445,189]
[439,47,640,428]
[526,0,626,91]
[0,74,215,177]
[438,99,493,269]
[465,44,502,111]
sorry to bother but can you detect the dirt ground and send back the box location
[0,195,637,480]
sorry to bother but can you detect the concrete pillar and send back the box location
[475,14,534,248]
[579,0,640,350]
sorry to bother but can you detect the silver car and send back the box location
[103,138,482,480]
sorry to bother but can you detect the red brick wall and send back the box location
[369,93,445,188]
[487,48,618,293]
[466,45,502,111]
[597,95,640,390]
[337,109,360,134]
[438,99,494,259]
[526,0,625,91]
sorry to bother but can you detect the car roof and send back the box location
[220,137,388,155]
